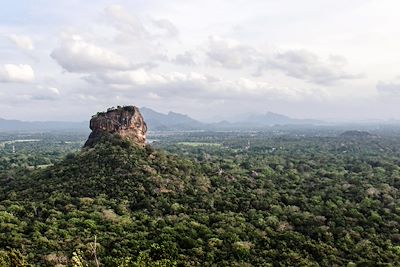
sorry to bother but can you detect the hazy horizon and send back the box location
[1,1,400,122]
[2,106,400,125]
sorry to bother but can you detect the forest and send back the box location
[0,127,399,266]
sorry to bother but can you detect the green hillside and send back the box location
[0,133,399,266]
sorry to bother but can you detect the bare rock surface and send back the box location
[84,106,147,147]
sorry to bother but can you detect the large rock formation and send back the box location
[84,106,147,147]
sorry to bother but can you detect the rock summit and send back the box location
[84,106,147,147]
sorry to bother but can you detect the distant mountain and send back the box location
[0,109,324,132]
[140,107,205,130]
[246,112,321,125]
[0,118,87,131]
[0,108,205,132]
[209,112,324,130]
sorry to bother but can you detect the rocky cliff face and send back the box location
[84,106,147,147]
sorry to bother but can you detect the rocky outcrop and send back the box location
[84,106,147,147]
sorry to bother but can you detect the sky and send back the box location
[1,0,400,122]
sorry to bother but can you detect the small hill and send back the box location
[0,106,211,265]
[340,130,374,138]
[0,135,211,265]
[2,135,205,201]
[3,105,203,201]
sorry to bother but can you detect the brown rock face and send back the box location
[84,106,147,147]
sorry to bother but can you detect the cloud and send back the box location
[151,18,179,38]
[84,69,323,101]
[206,36,360,85]
[207,35,258,69]
[50,6,172,74]
[257,49,362,85]
[37,85,60,95]
[376,81,400,96]
[0,83,60,104]
[1,2,381,122]
[84,69,167,86]
[173,51,197,65]
[147,92,161,100]
[8,34,34,50]
[50,34,130,72]
[104,5,179,40]
[48,87,60,95]
[29,86,61,101]
[103,4,150,41]
[0,64,35,83]
[329,55,348,66]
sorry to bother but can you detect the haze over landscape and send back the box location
[1,0,400,122]
[2,1,400,266]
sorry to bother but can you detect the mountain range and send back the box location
[0,107,324,132]
[140,107,205,130]
[209,112,323,130]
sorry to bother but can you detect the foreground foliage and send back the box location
[0,132,399,266]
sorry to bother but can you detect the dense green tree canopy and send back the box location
[0,130,399,266]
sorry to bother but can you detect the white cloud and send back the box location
[2,1,399,121]
[173,51,197,65]
[50,34,130,72]
[206,36,360,85]
[207,35,259,69]
[48,87,60,95]
[104,5,179,40]
[258,49,362,85]
[103,5,149,41]
[84,69,323,101]
[84,69,167,85]
[0,64,35,83]
[147,92,161,100]
[151,18,179,38]
[8,34,34,50]
[37,85,60,95]
[101,4,178,62]
[28,86,61,101]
